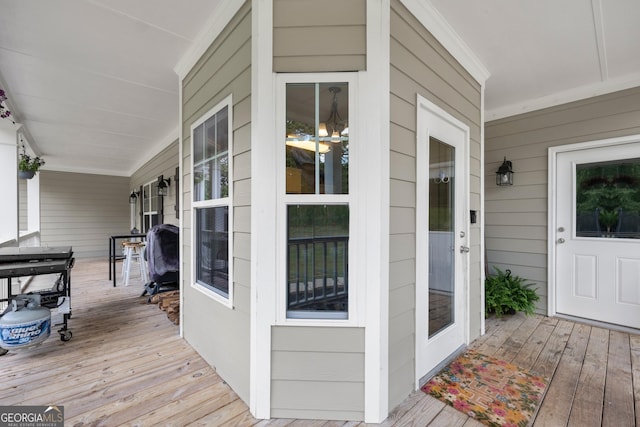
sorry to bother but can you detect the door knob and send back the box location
[460,246,470,253]
[557,238,565,244]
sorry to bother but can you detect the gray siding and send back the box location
[271,326,365,420]
[130,140,179,228]
[388,0,483,411]
[485,86,640,314]
[273,0,366,72]
[181,1,251,404]
[40,171,130,258]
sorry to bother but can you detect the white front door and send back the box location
[554,138,640,329]
[415,96,469,384]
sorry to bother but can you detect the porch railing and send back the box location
[287,235,348,312]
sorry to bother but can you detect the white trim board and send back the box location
[487,73,640,121]
[174,0,246,79]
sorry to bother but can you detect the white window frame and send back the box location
[190,94,234,308]
[275,73,362,326]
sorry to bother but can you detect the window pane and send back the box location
[428,137,455,337]
[216,107,229,154]
[193,124,204,164]
[576,158,640,238]
[286,83,316,194]
[193,105,229,202]
[196,206,229,297]
[285,83,349,195]
[287,205,349,317]
[319,83,348,195]
[150,182,159,211]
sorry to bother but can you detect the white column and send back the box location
[250,0,274,419]
[362,0,391,423]
[0,123,18,244]
[27,172,41,237]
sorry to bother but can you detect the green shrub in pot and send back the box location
[485,267,539,317]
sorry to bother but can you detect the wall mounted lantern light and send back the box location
[157,175,171,197]
[496,157,514,186]
[129,190,139,204]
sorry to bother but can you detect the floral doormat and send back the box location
[421,350,548,427]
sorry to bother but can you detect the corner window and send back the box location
[191,96,232,303]
[284,81,351,320]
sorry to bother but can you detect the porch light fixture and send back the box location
[318,86,348,140]
[496,157,514,186]
[129,190,139,204]
[157,175,171,196]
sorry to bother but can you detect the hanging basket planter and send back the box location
[18,170,36,180]
[17,144,45,180]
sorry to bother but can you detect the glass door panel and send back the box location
[428,137,455,337]
[575,158,640,238]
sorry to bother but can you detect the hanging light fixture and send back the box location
[157,175,171,196]
[129,191,139,204]
[319,86,347,141]
[496,157,514,186]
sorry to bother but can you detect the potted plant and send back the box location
[18,147,45,179]
[485,267,539,317]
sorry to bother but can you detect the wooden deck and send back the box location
[1,258,639,426]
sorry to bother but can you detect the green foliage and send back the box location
[485,267,539,317]
[18,151,44,172]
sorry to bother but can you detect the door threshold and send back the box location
[417,344,466,389]
[555,313,640,335]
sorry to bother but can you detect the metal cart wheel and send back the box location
[60,330,72,342]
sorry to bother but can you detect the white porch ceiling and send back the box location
[1,0,639,176]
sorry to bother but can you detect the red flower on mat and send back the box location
[447,386,460,395]
[493,407,507,417]
[453,400,471,412]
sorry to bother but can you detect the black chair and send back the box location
[142,224,179,298]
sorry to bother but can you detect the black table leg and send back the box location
[108,237,112,280]
[112,238,117,287]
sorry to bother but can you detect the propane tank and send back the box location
[0,294,51,350]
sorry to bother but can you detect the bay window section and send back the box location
[284,81,351,320]
[192,97,232,302]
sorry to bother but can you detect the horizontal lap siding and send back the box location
[272,0,366,72]
[388,0,482,412]
[271,326,365,420]
[181,1,252,404]
[485,86,640,315]
[130,140,179,227]
[40,171,129,258]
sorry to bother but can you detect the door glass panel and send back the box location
[428,137,455,337]
[576,158,640,238]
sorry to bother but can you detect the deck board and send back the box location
[1,258,639,426]
[602,331,635,427]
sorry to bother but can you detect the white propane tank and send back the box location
[0,294,51,350]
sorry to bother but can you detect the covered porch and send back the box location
[1,258,637,426]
